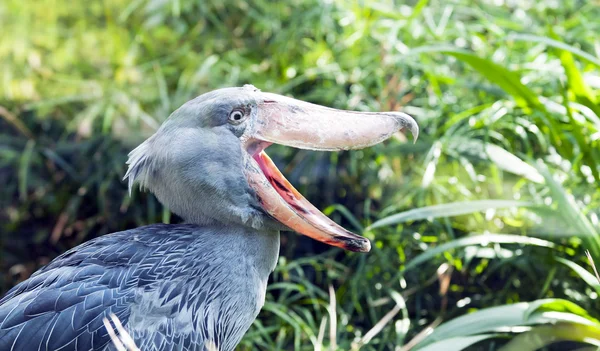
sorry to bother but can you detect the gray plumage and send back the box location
[0,224,279,351]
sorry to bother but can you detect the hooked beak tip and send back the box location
[412,127,419,144]
[338,236,371,252]
[411,122,419,144]
[356,239,372,253]
[393,111,419,144]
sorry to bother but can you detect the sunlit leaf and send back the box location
[407,46,543,109]
[415,334,497,351]
[448,138,544,183]
[555,257,600,294]
[507,33,600,68]
[533,162,600,258]
[415,299,600,349]
[404,233,554,272]
[369,200,533,229]
[499,323,600,351]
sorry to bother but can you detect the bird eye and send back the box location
[228,109,246,124]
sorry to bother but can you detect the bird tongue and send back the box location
[247,151,371,252]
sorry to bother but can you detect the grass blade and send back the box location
[507,33,600,68]
[534,162,600,258]
[404,233,554,272]
[18,140,36,201]
[555,257,600,294]
[407,46,543,109]
[415,299,598,349]
[369,200,533,229]
[414,334,496,351]
[499,323,600,351]
[449,138,544,183]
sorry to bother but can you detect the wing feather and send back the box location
[0,227,158,351]
[0,224,243,351]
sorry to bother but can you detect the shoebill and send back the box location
[0,84,418,351]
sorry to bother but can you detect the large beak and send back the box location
[243,92,418,253]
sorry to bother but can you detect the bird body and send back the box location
[0,85,417,350]
[0,224,279,351]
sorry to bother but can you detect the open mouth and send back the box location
[251,149,371,252]
[241,89,418,253]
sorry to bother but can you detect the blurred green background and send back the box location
[2,0,600,350]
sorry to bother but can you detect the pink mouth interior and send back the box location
[252,151,309,214]
[250,149,370,252]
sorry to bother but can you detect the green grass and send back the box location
[2,0,600,350]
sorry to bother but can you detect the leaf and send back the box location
[559,49,597,105]
[485,143,544,183]
[445,50,543,109]
[415,334,496,351]
[448,138,544,183]
[18,140,36,201]
[415,299,599,349]
[41,148,80,181]
[369,200,533,229]
[532,162,600,258]
[556,39,600,156]
[555,257,600,294]
[407,46,543,110]
[415,302,530,348]
[404,234,554,272]
[102,105,115,134]
[507,33,600,68]
[499,323,600,351]
[524,299,600,326]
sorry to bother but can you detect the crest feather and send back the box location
[123,139,155,195]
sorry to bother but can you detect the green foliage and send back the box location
[416,298,600,350]
[2,0,600,350]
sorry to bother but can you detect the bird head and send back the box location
[124,85,418,253]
